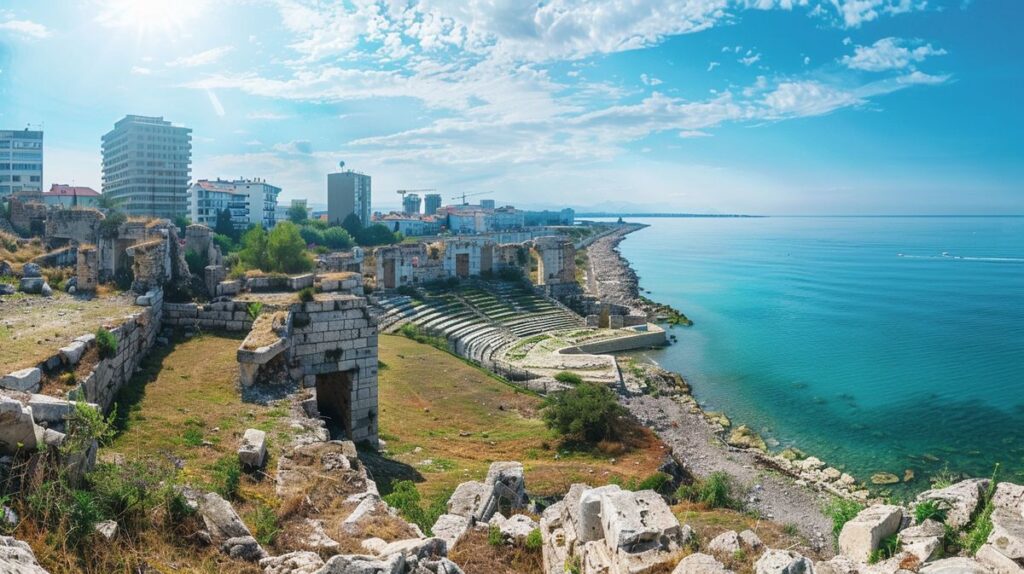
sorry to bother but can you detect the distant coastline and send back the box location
[576,212,764,218]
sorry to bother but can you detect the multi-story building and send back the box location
[524,208,575,226]
[479,199,496,210]
[327,169,371,226]
[424,193,442,215]
[188,178,280,230]
[43,184,100,208]
[0,129,43,198]
[101,115,192,219]
[402,193,421,215]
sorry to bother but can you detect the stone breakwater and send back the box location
[585,223,647,312]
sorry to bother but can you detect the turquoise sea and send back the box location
[614,216,1024,493]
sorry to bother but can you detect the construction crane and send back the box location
[396,188,436,198]
[451,190,491,205]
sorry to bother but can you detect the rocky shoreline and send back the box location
[585,223,883,544]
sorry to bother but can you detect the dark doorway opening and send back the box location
[316,371,353,440]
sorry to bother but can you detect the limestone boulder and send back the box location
[994,483,1024,515]
[976,543,1024,574]
[40,282,52,297]
[815,555,861,574]
[362,537,389,555]
[431,514,470,549]
[485,461,527,508]
[316,553,405,574]
[22,263,41,278]
[302,519,339,553]
[899,519,944,563]
[18,277,44,294]
[499,514,538,544]
[838,504,903,562]
[918,558,993,574]
[376,537,446,560]
[988,506,1024,560]
[740,530,765,551]
[916,479,989,530]
[708,530,742,555]
[0,535,50,573]
[755,549,814,574]
[578,484,622,542]
[599,489,685,552]
[447,480,494,522]
[728,425,767,452]
[413,557,465,573]
[95,520,118,540]
[1,368,41,393]
[221,535,267,562]
[238,428,267,469]
[259,551,325,574]
[198,492,252,541]
[673,553,735,574]
[0,396,42,453]
[28,395,76,425]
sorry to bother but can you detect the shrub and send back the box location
[185,248,207,276]
[676,471,739,509]
[246,301,264,321]
[297,286,315,303]
[322,226,353,249]
[824,498,864,539]
[964,464,1000,554]
[89,458,175,532]
[299,225,325,246]
[356,223,400,246]
[239,226,271,271]
[635,472,672,493]
[96,327,118,359]
[915,499,948,524]
[269,222,313,273]
[210,456,241,499]
[554,371,583,385]
[248,503,280,545]
[99,210,126,238]
[869,534,900,564]
[287,203,308,224]
[540,382,626,443]
[488,524,503,546]
[383,480,449,535]
[396,285,418,296]
[525,528,543,550]
[63,402,116,454]
[212,233,235,254]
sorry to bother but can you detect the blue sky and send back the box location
[0,0,1020,214]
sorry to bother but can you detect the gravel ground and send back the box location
[624,394,835,551]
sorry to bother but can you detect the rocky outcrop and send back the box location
[728,425,767,452]
[755,549,814,574]
[0,535,50,573]
[916,479,989,530]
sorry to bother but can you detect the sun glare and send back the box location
[97,0,206,39]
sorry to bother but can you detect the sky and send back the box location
[0,0,1021,215]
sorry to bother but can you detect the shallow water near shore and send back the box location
[610,216,1024,497]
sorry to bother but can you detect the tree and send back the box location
[287,203,308,224]
[298,225,325,246]
[356,223,400,247]
[268,222,313,273]
[95,193,123,212]
[238,226,271,272]
[174,215,191,234]
[322,226,353,250]
[541,382,626,443]
[341,213,364,237]
[214,208,237,241]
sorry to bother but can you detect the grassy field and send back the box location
[375,334,668,501]
[0,291,136,374]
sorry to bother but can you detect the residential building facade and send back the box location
[101,115,192,218]
[402,193,421,215]
[423,193,442,215]
[0,129,43,198]
[43,184,100,208]
[188,178,280,230]
[327,170,371,226]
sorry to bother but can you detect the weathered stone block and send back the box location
[1,368,41,393]
[238,428,267,469]
[755,549,814,574]
[838,504,903,562]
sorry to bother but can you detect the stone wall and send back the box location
[77,246,99,292]
[126,238,169,293]
[533,235,576,286]
[163,300,255,332]
[568,324,666,355]
[45,208,104,246]
[184,224,222,267]
[32,245,77,268]
[288,295,378,445]
[9,199,48,236]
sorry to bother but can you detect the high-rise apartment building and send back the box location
[0,129,43,198]
[424,193,442,215]
[327,170,371,226]
[188,178,281,230]
[101,115,192,218]
[402,193,421,215]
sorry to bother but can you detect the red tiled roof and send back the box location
[46,184,100,197]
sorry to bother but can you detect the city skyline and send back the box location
[0,1,1021,215]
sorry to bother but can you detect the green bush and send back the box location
[185,248,207,276]
[869,534,900,564]
[89,458,177,533]
[964,464,1001,554]
[915,499,948,524]
[554,371,583,385]
[488,524,503,546]
[239,226,271,271]
[382,480,449,535]
[96,327,118,359]
[635,472,672,493]
[248,502,280,545]
[269,222,314,273]
[297,286,315,303]
[824,498,864,538]
[356,223,400,246]
[247,301,264,321]
[540,382,626,443]
[526,527,543,550]
[676,471,739,509]
[63,402,116,454]
[322,226,353,249]
[210,456,241,499]
[287,203,308,224]
[299,225,325,246]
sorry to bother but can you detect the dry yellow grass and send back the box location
[376,334,668,501]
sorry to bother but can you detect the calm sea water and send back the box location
[614,217,1024,493]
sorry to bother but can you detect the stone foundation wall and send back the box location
[126,238,169,293]
[9,199,47,235]
[45,208,103,246]
[288,295,378,445]
[72,290,164,411]
[163,300,255,332]
[32,245,77,268]
[77,247,99,292]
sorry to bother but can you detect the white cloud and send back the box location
[707,61,720,71]
[206,90,226,117]
[273,140,314,155]
[842,37,946,71]
[640,74,663,86]
[167,46,234,68]
[739,51,762,66]
[825,0,928,28]
[0,18,50,39]
[803,56,811,65]
[131,66,152,75]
